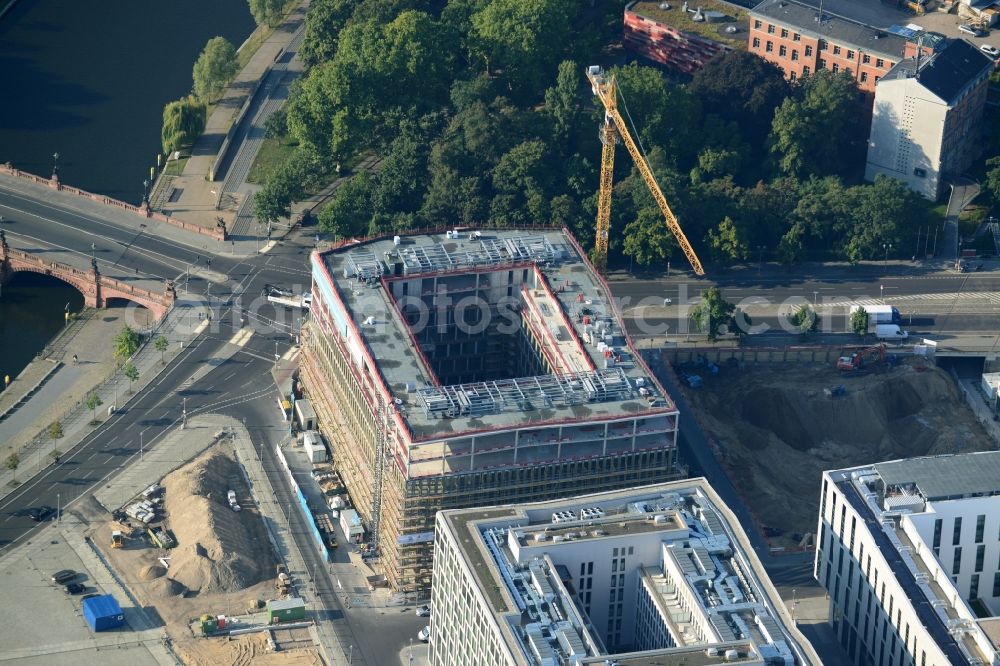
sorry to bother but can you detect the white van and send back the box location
[875,324,908,342]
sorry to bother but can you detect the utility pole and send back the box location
[182,397,187,429]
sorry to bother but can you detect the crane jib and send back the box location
[584,67,705,276]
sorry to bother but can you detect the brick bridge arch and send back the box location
[0,239,174,320]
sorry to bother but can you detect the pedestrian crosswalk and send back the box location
[820,292,1000,307]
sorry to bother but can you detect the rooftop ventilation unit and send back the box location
[552,511,577,524]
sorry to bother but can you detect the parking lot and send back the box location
[0,515,171,665]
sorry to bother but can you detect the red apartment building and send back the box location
[748,0,907,92]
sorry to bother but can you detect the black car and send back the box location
[28,506,54,522]
[51,570,76,584]
[64,582,86,595]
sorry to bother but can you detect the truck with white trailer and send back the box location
[850,304,900,325]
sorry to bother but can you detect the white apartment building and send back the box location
[865,38,992,200]
[817,452,1000,666]
[431,479,819,666]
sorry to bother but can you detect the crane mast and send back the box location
[585,66,705,276]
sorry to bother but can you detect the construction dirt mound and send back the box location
[148,577,185,598]
[160,446,275,595]
[139,564,166,581]
[685,361,993,542]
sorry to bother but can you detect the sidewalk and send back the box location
[0,170,254,257]
[158,2,308,239]
[228,419,353,665]
[0,297,209,498]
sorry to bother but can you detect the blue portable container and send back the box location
[83,594,124,632]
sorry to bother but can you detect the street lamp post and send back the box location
[880,284,885,302]
[140,431,143,460]
[52,152,59,178]
[883,242,892,268]
[57,493,60,523]
[143,179,150,205]
[812,290,818,306]
[91,242,96,264]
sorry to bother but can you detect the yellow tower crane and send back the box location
[585,66,705,276]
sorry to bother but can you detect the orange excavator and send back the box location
[836,343,887,372]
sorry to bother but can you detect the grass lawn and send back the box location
[164,157,189,177]
[958,204,987,237]
[246,137,299,184]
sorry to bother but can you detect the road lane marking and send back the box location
[0,185,215,258]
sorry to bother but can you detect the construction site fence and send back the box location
[663,344,911,366]
[0,163,226,241]
[274,442,330,563]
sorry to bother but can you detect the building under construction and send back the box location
[299,228,682,593]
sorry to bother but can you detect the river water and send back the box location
[0,0,255,382]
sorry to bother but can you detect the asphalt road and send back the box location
[611,267,1000,341]
[0,222,315,547]
[0,183,212,285]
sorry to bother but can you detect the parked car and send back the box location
[64,582,86,595]
[959,24,986,37]
[416,605,431,617]
[51,569,77,584]
[28,506,54,522]
[981,44,1000,57]
[418,626,430,642]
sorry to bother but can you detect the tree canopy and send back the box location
[248,0,285,27]
[193,37,239,103]
[161,95,206,154]
[258,0,929,271]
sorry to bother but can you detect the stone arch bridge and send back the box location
[0,232,175,320]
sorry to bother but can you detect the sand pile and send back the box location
[139,564,166,581]
[683,361,993,538]
[160,447,274,595]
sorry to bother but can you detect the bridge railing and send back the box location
[2,245,173,311]
[0,163,226,241]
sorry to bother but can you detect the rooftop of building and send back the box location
[575,641,761,665]
[874,450,1000,500]
[315,228,676,442]
[881,37,993,103]
[827,452,1000,666]
[627,0,749,48]
[437,479,817,665]
[750,0,906,59]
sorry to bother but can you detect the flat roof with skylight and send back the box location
[432,480,820,666]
